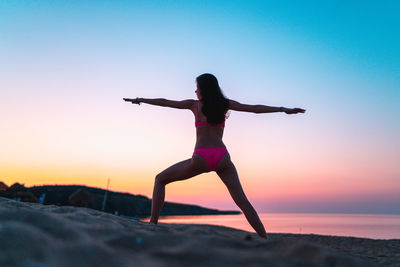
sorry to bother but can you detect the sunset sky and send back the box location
[1,1,399,214]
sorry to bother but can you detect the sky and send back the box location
[1,0,399,214]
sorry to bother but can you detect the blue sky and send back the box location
[2,1,399,104]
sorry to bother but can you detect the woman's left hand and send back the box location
[284,107,305,114]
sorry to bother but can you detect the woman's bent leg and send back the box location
[150,156,207,223]
[216,158,267,238]
[150,178,165,224]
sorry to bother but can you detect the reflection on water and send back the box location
[142,213,400,239]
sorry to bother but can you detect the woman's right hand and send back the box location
[123,98,142,105]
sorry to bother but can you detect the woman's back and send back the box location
[193,100,226,149]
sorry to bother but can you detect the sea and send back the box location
[142,213,400,239]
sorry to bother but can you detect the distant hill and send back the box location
[16,184,241,218]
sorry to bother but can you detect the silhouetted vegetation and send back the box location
[0,182,240,218]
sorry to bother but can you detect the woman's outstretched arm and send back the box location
[123,98,195,110]
[229,99,305,114]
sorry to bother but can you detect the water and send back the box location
[143,213,400,239]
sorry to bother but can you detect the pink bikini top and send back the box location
[195,101,225,128]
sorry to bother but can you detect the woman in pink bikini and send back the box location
[123,73,305,238]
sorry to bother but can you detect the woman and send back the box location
[123,73,305,238]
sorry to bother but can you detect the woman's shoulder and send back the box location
[178,99,196,107]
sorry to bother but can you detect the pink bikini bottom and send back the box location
[193,147,228,172]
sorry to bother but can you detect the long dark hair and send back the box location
[196,73,229,124]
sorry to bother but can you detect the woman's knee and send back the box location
[155,173,167,186]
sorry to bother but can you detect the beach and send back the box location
[1,197,398,267]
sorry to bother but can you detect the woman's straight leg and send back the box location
[216,157,267,238]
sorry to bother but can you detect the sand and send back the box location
[0,197,398,267]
